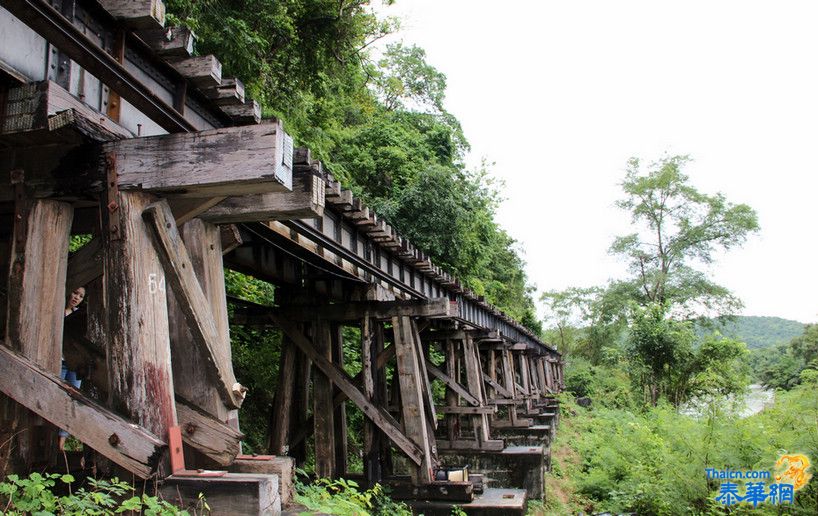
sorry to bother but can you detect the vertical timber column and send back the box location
[536,357,547,395]
[544,359,555,392]
[331,323,348,477]
[269,336,296,455]
[361,315,379,483]
[519,352,532,411]
[1,198,72,473]
[392,316,433,484]
[103,190,177,462]
[462,335,490,444]
[168,219,237,465]
[313,320,335,477]
[444,339,458,442]
[501,348,519,425]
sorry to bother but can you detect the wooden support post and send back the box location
[501,349,519,426]
[269,314,423,465]
[392,316,434,484]
[1,197,72,473]
[518,353,532,410]
[289,347,311,464]
[168,219,240,465]
[269,338,296,455]
[361,315,382,484]
[312,320,335,478]
[544,358,554,392]
[143,200,245,409]
[374,321,392,478]
[101,190,177,468]
[445,340,458,443]
[462,335,491,445]
[331,323,348,478]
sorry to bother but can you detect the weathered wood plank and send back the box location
[220,100,261,124]
[274,298,455,322]
[169,55,222,88]
[203,78,246,105]
[312,320,335,477]
[268,339,296,455]
[66,237,102,292]
[482,372,513,398]
[463,335,491,443]
[331,323,348,477]
[2,198,72,470]
[1,81,131,139]
[199,169,324,223]
[102,191,177,451]
[169,197,227,225]
[220,224,243,255]
[143,200,245,409]
[137,27,195,57]
[268,313,424,465]
[436,406,496,415]
[175,396,243,466]
[104,122,292,197]
[392,315,434,483]
[99,0,166,29]
[426,362,481,407]
[0,345,166,478]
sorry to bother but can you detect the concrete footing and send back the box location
[160,472,281,515]
[438,445,545,500]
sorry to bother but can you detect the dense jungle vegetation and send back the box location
[161,2,815,514]
[538,157,817,514]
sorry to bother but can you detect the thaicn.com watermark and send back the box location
[707,454,812,508]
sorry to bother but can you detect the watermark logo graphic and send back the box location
[709,454,811,508]
[775,454,811,490]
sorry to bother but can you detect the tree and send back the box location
[610,155,759,317]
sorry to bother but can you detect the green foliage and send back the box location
[295,477,411,516]
[0,474,197,515]
[756,323,818,390]
[552,376,818,515]
[611,154,759,317]
[702,315,806,350]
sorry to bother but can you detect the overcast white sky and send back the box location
[377,0,818,324]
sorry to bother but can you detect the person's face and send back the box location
[68,287,85,309]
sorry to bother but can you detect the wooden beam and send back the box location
[168,55,222,88]
[482,372,513,398]
[98,0,166,29]
[2,198,72,470]
[137,27,195,57]
[313,320,336,477]
[220,224,242,255]
[203,78,245,105]
[104,121,292,197]
[102,191,177,455]
[0,345,166,478]
[143,200,245,409]
[199,169,324,223]
[169,219,241,466]
[169,197,227,225]
[268,313,424,465]
[66,237,102,292]
[275,298,456,322]
[220,100,261,125]
[1,81,131,140]
[175,396,243,467]
[392,315,434,483]
[436,406,496,415]
[426,362,481,407]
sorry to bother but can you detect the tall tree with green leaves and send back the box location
[611,155,759,317]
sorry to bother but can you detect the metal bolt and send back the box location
[184,423,197,435]
[108,433,120,446]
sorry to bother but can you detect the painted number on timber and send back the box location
[148,273,166,295]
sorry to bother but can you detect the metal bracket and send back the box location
[10,169,28,248]
[105,152,120,240]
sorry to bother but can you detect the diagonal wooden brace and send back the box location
[268,313,424,466]
[142,200,245,409]
[0,344,166,478]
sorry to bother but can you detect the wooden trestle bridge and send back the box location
[0,0,564,513]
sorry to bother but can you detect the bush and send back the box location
[0,473,199,515]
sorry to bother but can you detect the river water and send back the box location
[681,383,774,418]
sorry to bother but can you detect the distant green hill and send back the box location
[698,316,806,349]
